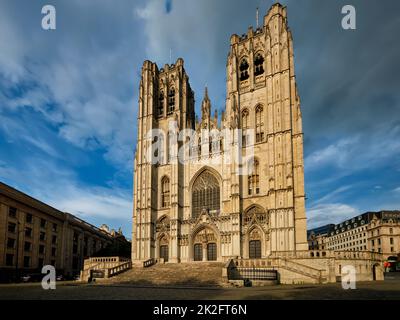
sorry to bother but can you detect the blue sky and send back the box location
[0,0,400,237]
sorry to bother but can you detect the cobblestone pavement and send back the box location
[0,280,399,300]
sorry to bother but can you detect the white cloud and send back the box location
[0,157,132,221]
[312,185,354,205]
[50,186,132,221]
[0,1,139,172]
[307,203,359,229]
[305,137,358,168]
[0,113,61,158]
[305,124,400,172]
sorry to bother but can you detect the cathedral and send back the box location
[132,3,308,264]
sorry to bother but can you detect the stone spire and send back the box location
[201,86,211,121]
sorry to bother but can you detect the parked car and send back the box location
[384,256,400,272]
[56,275,65,281]
[20,273,43,282]
[20,275,31,282]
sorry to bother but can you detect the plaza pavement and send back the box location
[0,279,399,300]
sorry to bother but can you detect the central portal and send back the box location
[192,227,218,261]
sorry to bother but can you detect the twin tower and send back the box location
[132,3,308,264]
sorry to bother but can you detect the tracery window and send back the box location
[168,88,175,114]
[243,206,266,225]
[161,176,170,208]
[255,105,264,143]
[156,215,170,233]
[239,58,249,81]
[254,53,265,76]
[248,159,260,195]
[192,171,220,218]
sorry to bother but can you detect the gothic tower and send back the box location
[225,3,308,252]
[132,59,195,262]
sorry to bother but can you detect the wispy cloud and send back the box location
[305,124,400,173]
[307,203,359,229]
[0,0,140,172]
[311,185,354,206]
[0,157,132,226]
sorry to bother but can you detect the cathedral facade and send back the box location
[132,3,308,264]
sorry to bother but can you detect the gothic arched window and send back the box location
[156,215,170,233]
[255,105,264,142]
[248,159,260,195]
[254,53,265,76]
[192,171,220,218]
[168,88,175,114]
[161,176,170,208]
[243,205,266,225]
[242,109,249,147]
[158,91,164,117]
[239,58,249,81]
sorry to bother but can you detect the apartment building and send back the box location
[308,211,400,260]
[0,182,125,281]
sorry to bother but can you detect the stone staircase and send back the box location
[101,262,227,287]
[80,257,132,282]
[228,258,328,284]
[279,259,327,283]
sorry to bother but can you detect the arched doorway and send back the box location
[243,206,268,258]
[160,245,169,262]
[192,227,218,261]
[159,234,169,262]
[247,227,263,259]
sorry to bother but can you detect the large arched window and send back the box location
[254,53,265,76]
[241,109,249,147]
[255,105,264,143]
[248,159,260,195]
[161,176,170,208]
[239,58,249,81]
[168,88,175,114]
[192,171,220,218]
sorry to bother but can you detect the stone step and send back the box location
[101,262,227,287]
